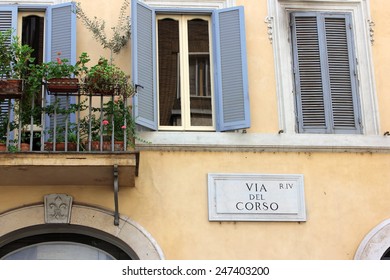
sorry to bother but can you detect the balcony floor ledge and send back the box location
[0,152,139,187]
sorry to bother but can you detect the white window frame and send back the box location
[142,0,235,9]
[156,14,215,131]
[268,0,379,135]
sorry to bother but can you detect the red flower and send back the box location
[56,57,62,64]
[102,119,109,126]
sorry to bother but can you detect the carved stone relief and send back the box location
[44,194,73,224]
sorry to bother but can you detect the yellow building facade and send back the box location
[0,0,389,260]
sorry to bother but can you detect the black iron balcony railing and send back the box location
[0,86,133,153]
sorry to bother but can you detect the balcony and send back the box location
[0,82,135,153]
[0,85,139,190]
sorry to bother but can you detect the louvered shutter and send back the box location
[132,0,157,130]
[0,6,17,121]
[291,12,361,134]
[213,6,250,132]
[46,3,77,129]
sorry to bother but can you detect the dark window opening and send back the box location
[22,15,44,65]
[381,248,390,260]
[21,15,44,150]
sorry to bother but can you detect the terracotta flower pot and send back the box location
[47,78,79,93]
[20,143,30,151]
[45,142,77,151]
[87,141,124,151]
[0,143,6,152]
[0,79,23,98]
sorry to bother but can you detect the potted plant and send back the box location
[101,96,136,149]
[83,57,132,96]
[43,52,90,94]
[42,98,87,151]
[79,95,137,151]
[0,29,34,98]
[44,122,79,151]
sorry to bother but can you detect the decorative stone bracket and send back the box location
[264,16,274,44]
[368,19,375,45]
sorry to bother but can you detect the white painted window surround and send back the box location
[268,0,378,136]
[141,0,236,9]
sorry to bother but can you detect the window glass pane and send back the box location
[3,242,115,260]
[158,18,180,126]
[187,19,212,126]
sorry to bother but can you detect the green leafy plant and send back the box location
[79,96,138,148]
[79,114,102,142]
[0,115,11,144]
[0,29,35,79]
[40,51,90,80]
[101,97,135,143]
[46,122,78,143]
[42,98,87,150]
[84,57,133,97]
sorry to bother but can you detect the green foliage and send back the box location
[85,57,133,97]
[46,122,78,143]
[74,0,131,58]
[0,29,35,79]
[101,97,135,142]
[42,98,88,117]
[80,96,136,146]
[0,115,12,144]
[40,51,91,80]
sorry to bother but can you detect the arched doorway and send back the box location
[0,204,164,260]
[355,219,390,260]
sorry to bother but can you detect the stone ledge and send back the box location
[136,132,390,153]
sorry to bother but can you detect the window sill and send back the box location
[136,131,390,153]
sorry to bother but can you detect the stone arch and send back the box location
[355,219,390,260]
[0,204,164,260]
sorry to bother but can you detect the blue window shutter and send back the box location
[0,6,17,32]
[212,6,250,132]
[0,6,17,118]
[46,3,76,64]
[291,12,361,134]
[46,2,77,127]
[131,0,157,130]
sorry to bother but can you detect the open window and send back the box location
[132,0,250,132]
